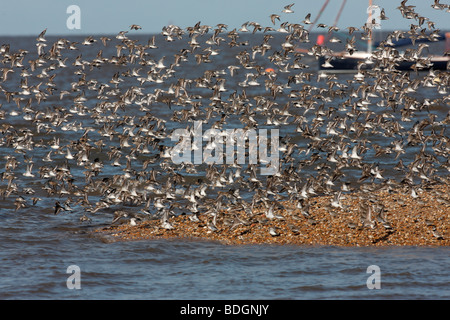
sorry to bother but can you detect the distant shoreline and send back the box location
[94,181,449,246]
[1,29,448,38]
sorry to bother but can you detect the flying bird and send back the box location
[282,3,295,13]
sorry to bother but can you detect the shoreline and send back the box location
[94,182,449,247]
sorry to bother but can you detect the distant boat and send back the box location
[299,0,450,73]
[318,33,450,73]
[318,47,450,73]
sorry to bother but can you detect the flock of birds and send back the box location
[0,2,449,233]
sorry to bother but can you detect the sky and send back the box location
[0,0,448,37]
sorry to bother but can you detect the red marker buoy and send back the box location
[317,34,325,46]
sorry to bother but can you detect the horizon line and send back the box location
[2,28,448,38]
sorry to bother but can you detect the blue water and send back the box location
[1,217,449,299]
[1,201,448,299]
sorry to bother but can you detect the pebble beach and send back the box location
[95,181,449,246]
